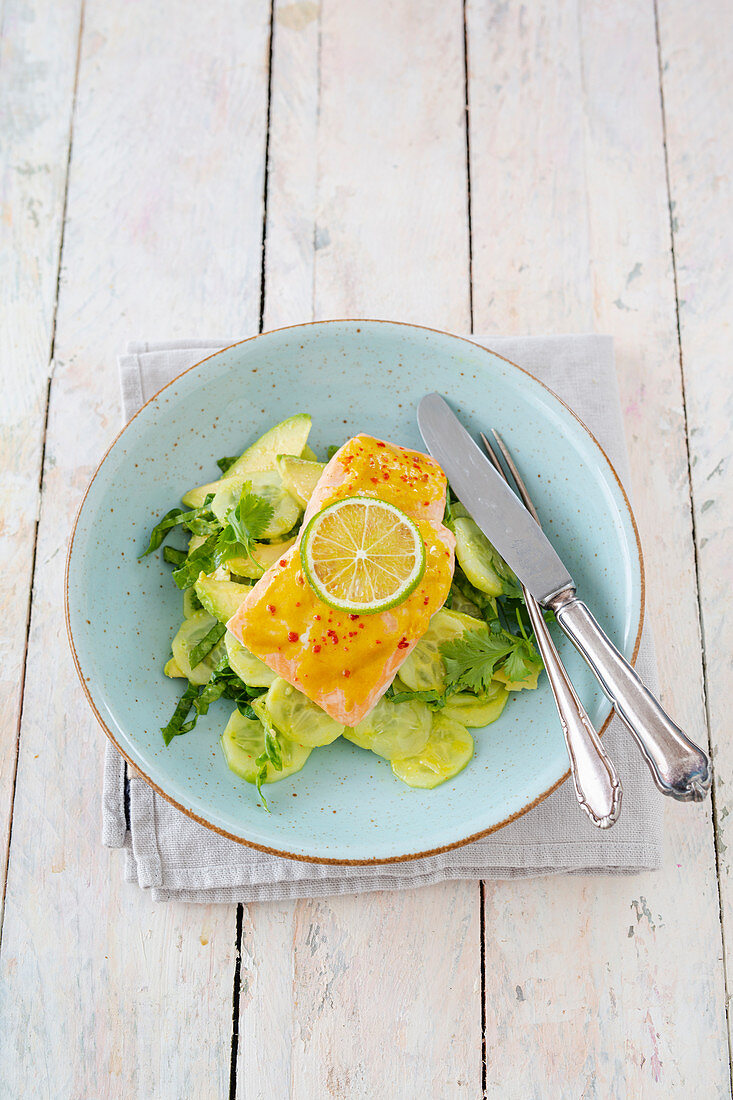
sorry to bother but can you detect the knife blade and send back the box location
[417,392,573,603]
[417,391,712,803]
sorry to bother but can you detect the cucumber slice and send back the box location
[344,696,431,760]
[399,608,486,692]
[182,414,312,508]
[391,714,474,789]
[448,588,483,619]
[453,516,506,597]
[220,708,311,785]
[441,685,509,727]
[195,573,250,623]
[265,677,343,747]
[276,455,325,507]
[183,587,203,619]
[225,536,296,580]
[164,658,186,678]
[225,631,276,687]
[211,469,302,539]
[171,610,227,685]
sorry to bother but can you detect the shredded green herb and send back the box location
[216,455,239,474]
[140,495,217,558]
[189,621,226,667]
[161,682,199,746]
[162,546,187,567]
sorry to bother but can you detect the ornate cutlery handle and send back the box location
[549,591,711,801]
[524,595,622,828]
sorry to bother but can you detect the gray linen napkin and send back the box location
[104,334,663,902]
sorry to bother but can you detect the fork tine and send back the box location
[478,431,506,478]
[489,429,542,525]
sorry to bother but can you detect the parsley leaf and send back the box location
[501,640,540,683]
[217,481,274,575]
[440,630,515,694]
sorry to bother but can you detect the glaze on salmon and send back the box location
[226,435,455,726]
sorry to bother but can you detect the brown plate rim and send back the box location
[65,319,645,866]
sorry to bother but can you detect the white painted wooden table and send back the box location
[1,1,731,1096]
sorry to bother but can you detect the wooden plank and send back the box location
[239,1,481,1096]
[0,0,272,1094]
[0,0,82,914]
[657,0,733,1053]
[467,0,729,1094]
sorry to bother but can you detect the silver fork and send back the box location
[480,431,623,829]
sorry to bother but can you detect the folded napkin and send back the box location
[104,334,663,902]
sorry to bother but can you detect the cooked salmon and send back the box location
[226,435,455,726]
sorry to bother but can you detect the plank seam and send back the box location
[479,880,487,1098]
[311,1,324,320]
[0,0,86,944]
[653,1,733,1084]
[229,904,245,1100]
[258,0,276,334]
[462,0,474,331]
[231,3,276,1093]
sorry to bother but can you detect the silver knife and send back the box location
[418,392,711,802]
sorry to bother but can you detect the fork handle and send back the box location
[525,595,622,828]
[549,592,711,801]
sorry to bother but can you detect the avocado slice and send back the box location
[194,573,251,624]
[276,454,326,507]
[182,413,312,508]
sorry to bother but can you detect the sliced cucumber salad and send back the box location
[142,415,544,811]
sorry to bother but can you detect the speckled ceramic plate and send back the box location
[66,321,643,864]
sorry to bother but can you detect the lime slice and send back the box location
[300,495,426,614]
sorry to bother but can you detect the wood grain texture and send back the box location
[239,2,481,1097]
[0,0,272,1094]
[0,0,82,916]
[467,0,729,1094]
[657,0,733,1053]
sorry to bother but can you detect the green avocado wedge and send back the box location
[182,413,312,507]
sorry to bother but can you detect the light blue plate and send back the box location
[66,321,643,863]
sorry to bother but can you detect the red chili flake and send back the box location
[343,669,351,678]
[313,644,322,654]
[423,501,430,507]
[423,596,430,605]
[279,559,287,567]
[382,472,389,480]
[370,477,379,484]
[295,601,301,607]
[315,614,321,621]
[288,631,299,643]
[358,622,365,629]
[348,613,359,621]
[375,639,382,644]
[397,637,409,650]
[327,629,339,644]
[376,441,386,447]
[266,604,276,614]
[348,631,357,638]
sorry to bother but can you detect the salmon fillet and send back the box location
[226,434,455,726]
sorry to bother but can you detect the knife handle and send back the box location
[549,593,711,801]
[524,596,622,828]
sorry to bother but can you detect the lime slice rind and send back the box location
[300,495,427,614]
